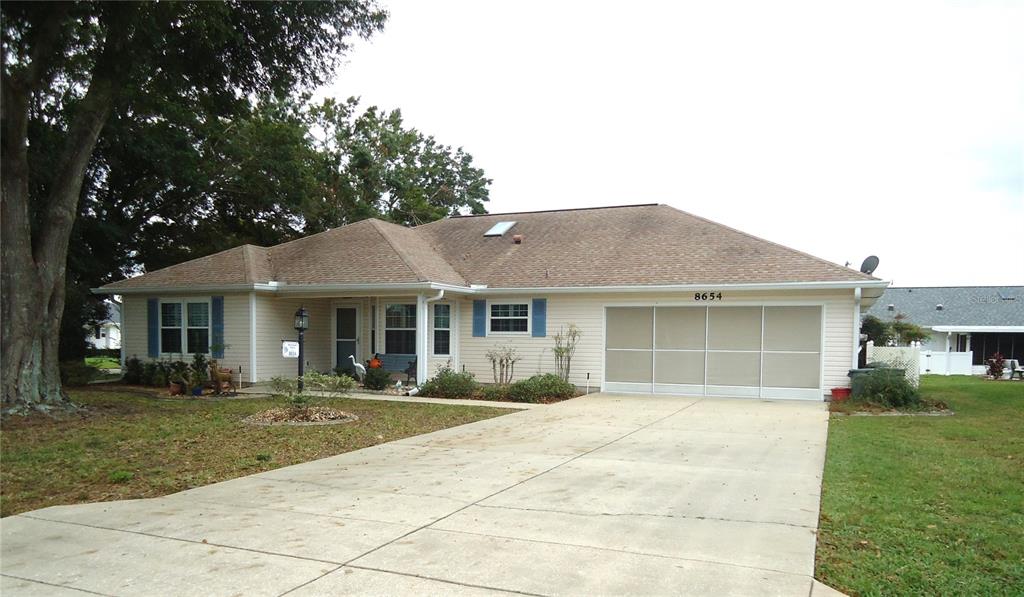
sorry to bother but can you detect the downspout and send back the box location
[852,287,862,372]
[417,290,445,385]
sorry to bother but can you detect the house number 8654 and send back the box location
[694,292,723,301]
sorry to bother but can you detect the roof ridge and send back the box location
[367,219,427,282]
[416,203,659,225]
[660,205,878,282]
[268,218,382,252]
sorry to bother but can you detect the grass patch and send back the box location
[817,376,1024,595]
[0,388,511,517]
[85,357,120,370]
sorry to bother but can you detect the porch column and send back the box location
[416,294,428,384]
[945,332,952,376]
[965,333,971,352]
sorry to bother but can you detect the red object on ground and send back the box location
[831,387,851,400]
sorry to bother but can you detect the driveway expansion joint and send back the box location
[423,525,811,578]
[18,514,346,566]
[471,502,818,530]
[0,573,115,596]
[343,564,544,596]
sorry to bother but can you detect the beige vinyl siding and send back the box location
[253,296,331,380]
[120,294,251,378]
[456,289,858,396]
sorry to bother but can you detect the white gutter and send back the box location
[95,279,889,296]
[932,325,1024,333]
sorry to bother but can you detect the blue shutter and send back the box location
[472,300,486,337]
[531,298,547,338]
[211,296,225,358]
[147,298,159,358]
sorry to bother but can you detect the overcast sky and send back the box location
[323,0,1023,287]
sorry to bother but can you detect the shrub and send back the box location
[480,384,511,401]
[362,367,392,391]
[553,324,581,382]
[141,361,159,386]
[506,373,577,403]
[123,357,143,384]
[60,361,99,386]
[850,368,920,408]
[303,371,356,397]
[486,344,520,384]
[191,353,210,384]
[988,352,1005,379]
[419,366,478,398]
[269,376,310,410]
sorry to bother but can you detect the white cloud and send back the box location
[323,0,1023,286]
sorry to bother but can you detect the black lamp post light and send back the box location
[294,306,309,390]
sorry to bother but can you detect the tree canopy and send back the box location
[2,1,394,410]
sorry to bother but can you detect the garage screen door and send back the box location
[605,305,822,400]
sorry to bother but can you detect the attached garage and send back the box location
[604,305,824,400]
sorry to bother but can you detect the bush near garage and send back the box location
[850,368,921,409]
[419,366,478,398]
[505,374,577,403]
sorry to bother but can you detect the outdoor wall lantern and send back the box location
[294,306,309,390]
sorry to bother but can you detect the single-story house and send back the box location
[94,204,887,400]
[85,300,122,350]
[864,286,1024,375]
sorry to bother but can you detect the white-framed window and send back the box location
[489,301,529,334]
[385,303,416,354]
[160,299,211,355]
[433,304,451,355]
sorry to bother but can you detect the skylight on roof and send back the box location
[484,221,516,237]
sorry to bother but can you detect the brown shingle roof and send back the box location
[101,245,269,290]
[416,204,877,287]
[99,204,876,291]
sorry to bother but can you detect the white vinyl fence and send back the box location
[865,343,921,387]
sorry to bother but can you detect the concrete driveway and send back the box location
[1,393,836,596]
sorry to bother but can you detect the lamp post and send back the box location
[294,306,309,391]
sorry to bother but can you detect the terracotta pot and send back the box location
[168,381,184,396]
[831,387,851,401]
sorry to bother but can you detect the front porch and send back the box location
[263,293,458,385]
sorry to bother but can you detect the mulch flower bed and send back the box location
[243,406,358,426]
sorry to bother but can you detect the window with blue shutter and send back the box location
[211,296,225,358]
[147,298,159,358]
[531,298,547,337]
[472,300,486,337]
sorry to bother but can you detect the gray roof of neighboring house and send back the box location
[864,286,1024,327]
[98,204,878,292]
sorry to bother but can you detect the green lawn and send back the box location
[84,356,120,370]
[817,376,1024,595]
[0,388,510,517]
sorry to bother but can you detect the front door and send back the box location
[335,307,359,375]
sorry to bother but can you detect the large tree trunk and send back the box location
[1,9,122,414]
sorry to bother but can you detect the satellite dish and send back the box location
[860,255,879,275]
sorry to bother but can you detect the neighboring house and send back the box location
[865,286,1024,375]
[94,204,887,400]
[85,300,122,350]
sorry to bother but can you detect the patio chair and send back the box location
[1008,359,1024,380]
[404,358,417,384]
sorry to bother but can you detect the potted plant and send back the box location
[167,360,190,396]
